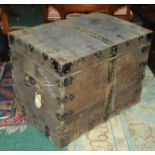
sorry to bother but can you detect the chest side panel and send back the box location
[113,44,150,112]
[11,50,65,134]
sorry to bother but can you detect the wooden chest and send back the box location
[9,13,152,147]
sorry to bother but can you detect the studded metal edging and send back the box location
[56,110,74,121]
[57,94,75,105]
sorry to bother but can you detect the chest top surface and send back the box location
[9,13,152,66]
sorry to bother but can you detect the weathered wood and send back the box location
[9,13,152,147]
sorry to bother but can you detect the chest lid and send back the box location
[9,13,152,77]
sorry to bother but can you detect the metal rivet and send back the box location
[42,53,48,61]
[94,51,102,58]
[29,44,34,52]
[111,46,117,57]
[139,36,143,42]
[125,41,130,47]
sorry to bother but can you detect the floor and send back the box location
[0,65,155,150]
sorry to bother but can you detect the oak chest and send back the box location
[9,13,152,147]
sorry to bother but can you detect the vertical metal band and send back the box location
[107,58,117,84]
[103,47,117,121]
